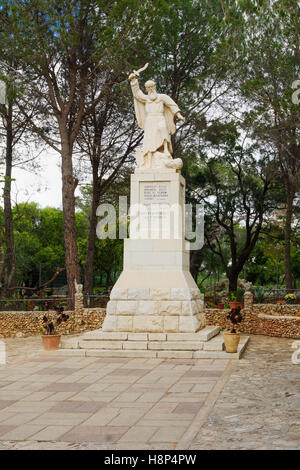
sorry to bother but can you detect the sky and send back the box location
[3,149,63,209]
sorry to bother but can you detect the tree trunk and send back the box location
[190,251,199,282]
[284,188,295,292]
[83,172,101,295]
[0,234,5,287]
[3,101,16,290]
[228,271,239,293]
[60,136,80,309]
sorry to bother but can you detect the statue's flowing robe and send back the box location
[130,79,180,160]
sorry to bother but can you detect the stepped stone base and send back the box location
[103,286,205,333]
[59,326,249,359]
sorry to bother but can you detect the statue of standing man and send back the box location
[129,65,185,170]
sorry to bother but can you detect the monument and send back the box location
[101,66,205,335]
[61,65,249,358]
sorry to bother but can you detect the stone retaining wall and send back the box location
[1,292,300,339]
[0,308,105,338]
[253,304,300,316]
[205,302,300,339]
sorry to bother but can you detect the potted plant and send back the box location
[224,307,243,353]
[236,287,245,308]
[41,305,69,350]
[217,302,225,309]
[229,292,239,309]
[284,293,296,305]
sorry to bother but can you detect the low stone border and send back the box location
[0,308,105,338]
[205,306,300,339]
[1,292,300,339]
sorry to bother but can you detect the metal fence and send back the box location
[252,288,300,304]
[84,294,109,308]
[0,296,71,312]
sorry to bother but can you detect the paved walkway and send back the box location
[0,334,298,450]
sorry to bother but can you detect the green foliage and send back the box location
[254,287,265,303]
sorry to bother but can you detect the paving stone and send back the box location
[0,425,17,437]
[157,351,194,359]
[174,402,204,414]
[1,333,298,451]
[0,412,43,426]
[150,426,187,442]
[118,425,157,443]
[0,424,47,440]
[111,392,142,403]
[40,382,90,392]
[29,412,92,426]
[191,382,216,393]
[48,401,106,414]
[136,391,165,403]
[109,408,147,426]
[59,425,129,443]
[0,400,16,411]
[30,425,73,441]
[82,408,120,425]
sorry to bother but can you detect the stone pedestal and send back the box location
[102,169,205,333]
[244,291,253,310]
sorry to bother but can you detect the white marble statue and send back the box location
[129,65,185,170]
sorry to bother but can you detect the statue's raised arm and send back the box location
[128,65,184,170]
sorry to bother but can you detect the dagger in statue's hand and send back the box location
[128,62,149,81]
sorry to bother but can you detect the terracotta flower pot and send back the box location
[223,331,240,353]
[217,303,224,309]
[229,301,239,309]
[42,334,61,351]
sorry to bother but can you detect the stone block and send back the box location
[166,332,202,341]
[54,349,86,356]
[203,339,224,351]
[127,333,148,341]
[138,301,158,315]
[148,341,202,351]
[150,288,170,300]
[102,315,117,331]
[163,316,179,332]
[61,338,79,349]
[182,301,197,315]
[85,349,157,358]
[197,326,220,341]
[117,316,133,331]
[78,340,122,350]
[116,301,137,315]
[159,301,182,315]
[157,351,193,359]
[133,316,163,332]
[170,288,192,300]
[106,301,117,315]
[179,315,200,333]
[110,288,128,300]
[197,312,206,329]
[83,331,127,340]
[122,341,148,350]
[196,299,204,311]
[191,288,201,299]
[127,288,150,300]
[148,333,167,341]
